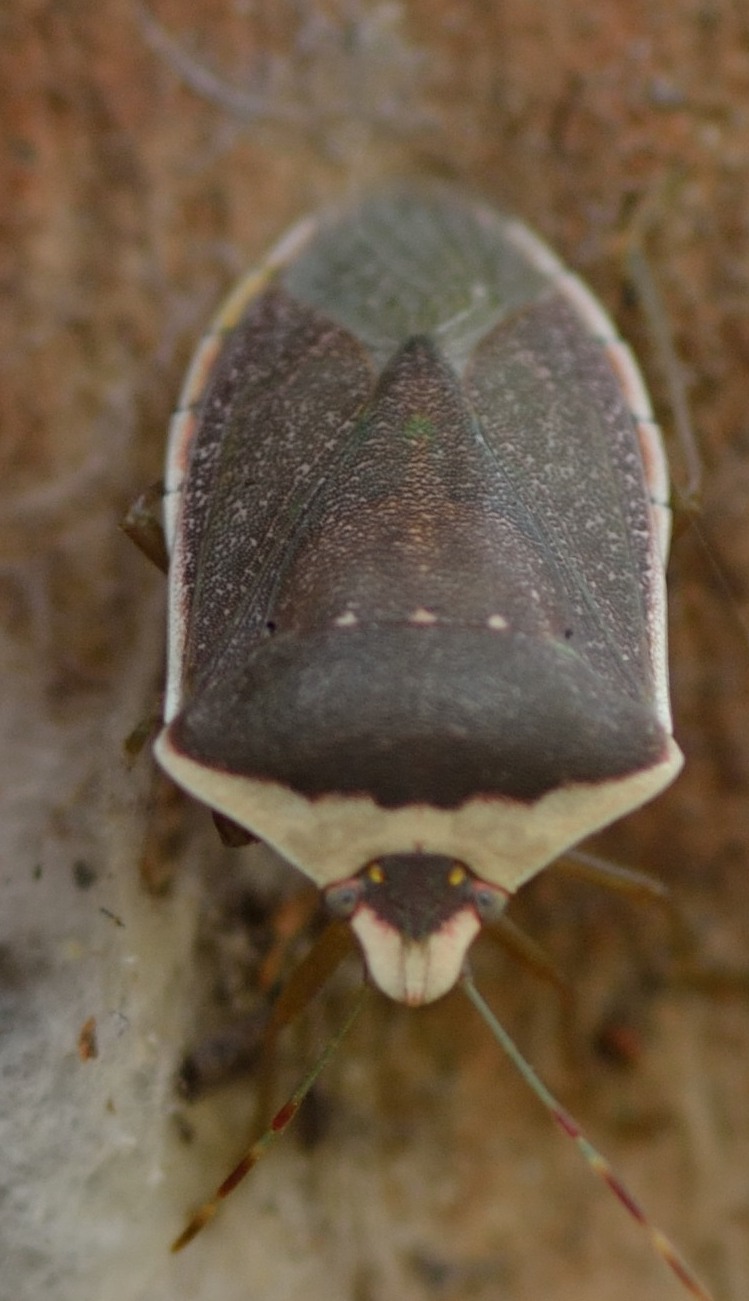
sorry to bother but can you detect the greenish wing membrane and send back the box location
[281,189,553,370]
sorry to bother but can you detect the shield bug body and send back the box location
[157,186,681,1004]
[154,188,711,1295]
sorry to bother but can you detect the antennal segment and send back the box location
[172,985,368,1252]
[461,973,713,1301]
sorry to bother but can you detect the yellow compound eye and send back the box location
[367,863,385,884]
[448,864,467,887]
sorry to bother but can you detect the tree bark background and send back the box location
[2,3,749,1300]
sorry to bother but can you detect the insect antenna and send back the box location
[171,985,368,1252]
[461,973,714,1301]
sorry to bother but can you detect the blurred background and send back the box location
[2,3,748,1299]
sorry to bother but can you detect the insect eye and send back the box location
[325,880,363,918]
[472,886,507,922]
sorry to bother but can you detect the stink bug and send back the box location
[151,187,711,1297]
